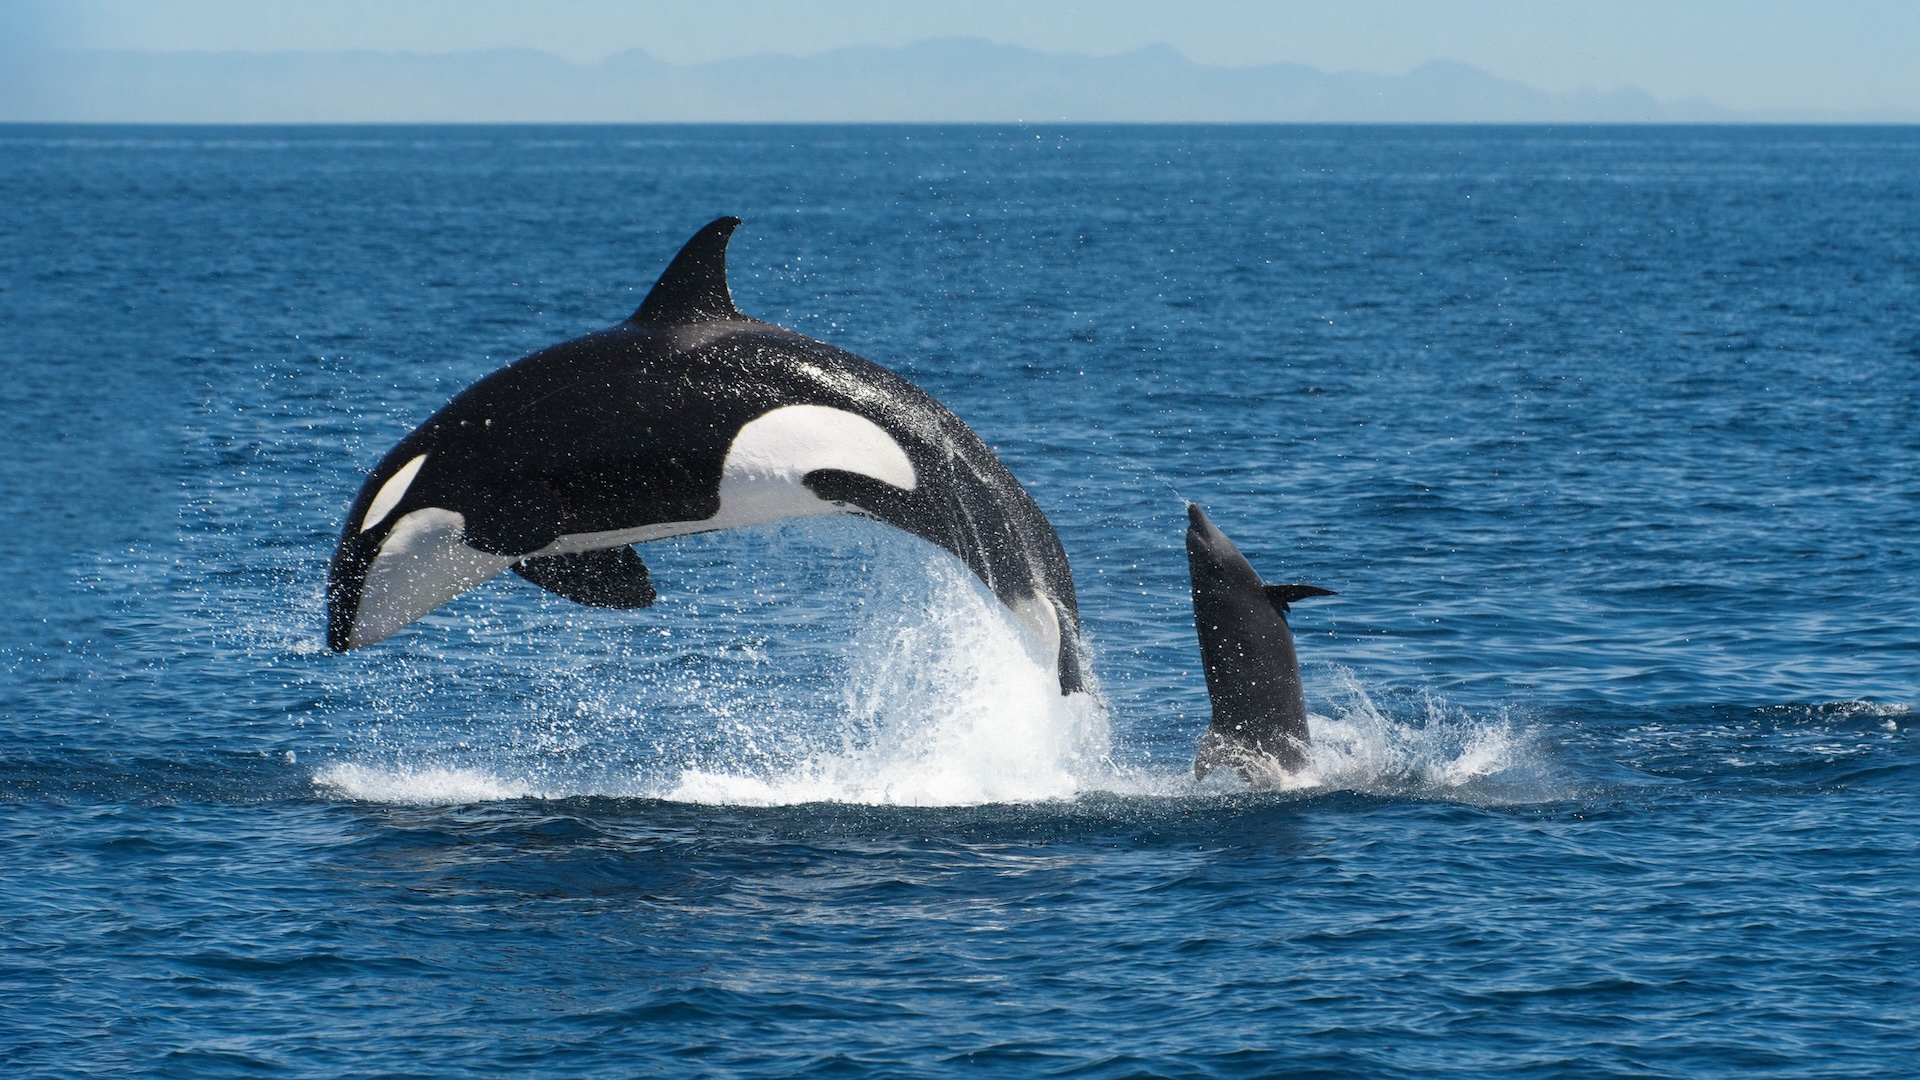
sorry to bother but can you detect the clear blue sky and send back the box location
[8,0,1920,114]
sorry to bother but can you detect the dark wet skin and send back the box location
[1186,503,1334,781]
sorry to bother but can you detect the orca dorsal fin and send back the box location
[1264,583,1337,613]
[629,216,745,326]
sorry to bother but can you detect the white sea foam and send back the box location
[314,761,536,804]
[311,673,1544,808]
[660,684,1107,807]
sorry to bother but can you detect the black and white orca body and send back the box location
[1186,503,1334,780]
[328,218,1085,693]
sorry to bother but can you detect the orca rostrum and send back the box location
[327,218,1086,693]
[1186,503,1335,779]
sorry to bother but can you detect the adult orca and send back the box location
[1186,503,1335,780]
[327,217,1085,694]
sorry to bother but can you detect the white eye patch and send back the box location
[360,453,429,533]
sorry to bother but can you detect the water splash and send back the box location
[1296,669,1551,801]
[1174,667,1555,804]
[663,570,1110,805]
[307,518,1560,808]
[314,526,1115,806]
[313,660,1554,808]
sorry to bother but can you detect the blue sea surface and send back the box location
[2,125,1916,1077]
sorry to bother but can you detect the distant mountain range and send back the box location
[1,37,1893,124]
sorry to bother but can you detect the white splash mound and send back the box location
[663,560,1112,807]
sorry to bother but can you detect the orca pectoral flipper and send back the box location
[1263,584,1337,614]
[514,547,657,609]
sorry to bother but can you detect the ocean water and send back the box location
[1,124,1916,1077]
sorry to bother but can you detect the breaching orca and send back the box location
[327,217,1085,693]
[1186,503,1335,780]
